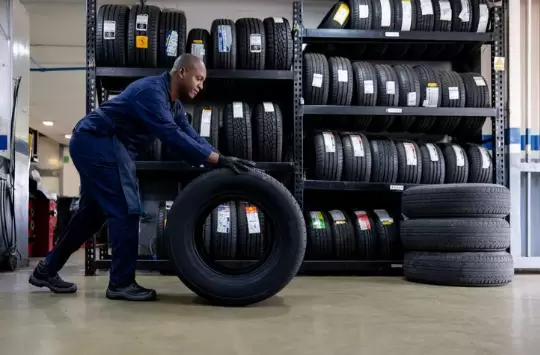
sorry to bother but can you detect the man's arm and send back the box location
[174,105,218,153]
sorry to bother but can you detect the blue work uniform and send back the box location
[45,72,214,285]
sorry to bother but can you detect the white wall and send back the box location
[61,145,79,196]
[36,134,61,193]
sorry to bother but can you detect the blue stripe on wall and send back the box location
[482,128,539,151]
[0,137,29,156]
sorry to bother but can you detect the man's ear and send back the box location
[178,66,186,79]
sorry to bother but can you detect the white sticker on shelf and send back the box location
[217,25,232,52]
[390,184,404,191]
[479,146,491,169]
[459,0,470,22]
[407,92,417,106]
[273,17,284,23]
[250,34,262,53]
[136,14,148,31]
[453,144,465,167]
[474,76,486,86]
[385,31,399,37]
[312,73,323,88]
[191,43,206,60]
[440,0,452,21]
[323,132,336,153]
[359,4,370,18]
[263,102,275,112]
[165,30,179,57]
[425,143,439,161]
[329,210,346,222]
[387,108,402,113]
[423,86,439,107]
[420,0,434,15]
[401,0,412,31]
[364,80,374,94]
[355,211,371,231]
[245,206,261,234]
[477,4,489,33]
[403,142,418,166]
[374,209,394,225]
[233,102,243,118]
[351,135,365,157]
[448,86,459,100]
[386,81,396,95]
[380,0,392,27]
[200,109,212,137]
[338,69,349,83]
[103,20,116,40]
[216,204,231,233]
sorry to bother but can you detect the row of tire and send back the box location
[97,4,293,70]
[139,102,284,162]
[309,131,492,184]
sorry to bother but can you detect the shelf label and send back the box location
[323,132,336,153]
[359,4,370,18]
[329,210,347,224]
[425,143,439,162]
[448,86,459,100]
[420,0,434,15]
[338,69,349,83]
[440,1,452,22]
[217,25,233,53]
[424,86,439,107]
[403,142,418,166]
[136,14,148,31]
[386,81,396,95]
[494,57,505,72]
[364,80,374,94]
[380,0,392,27]
[459,0,470,22]
[273,17,284,23]
[166,30,179,57]
[453,144,466,167]
[407,92,417,106]
[310,211,326,230]
[354,210,371,231]
[136,35,148,49]
[333,3,350,25]
[477,4,489,33]
[473,76,486,86]
[389,184,404,191]
[263,102,275,112]
[191,43,206,60]
[350,135,365,157]
[250,34,262,53]
[385,31,399,37]
[386,108,402,113]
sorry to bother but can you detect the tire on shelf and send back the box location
[237,202,266,260]
[465,143,493,183]
[252,102,283,162]
[303,53,330,105]
[388,64,421,132]
[369,138,398,183]
[369,64,399,132]
[236,18,266,70]
[414,0,435,31]
[139,139,162,161]
[433,0,452,31]
[186,28,211,65]
[430,70,466,134]
[419,142,445,184]
[455,73,490,136]
[158,9,187,68]
[211,19,237,69]
[402,183,510,218]
[372,0,396,30]
[349,210,377,260]
[166,168,306,306]
[352,61,378,106]
[409,64,442,133]
[127,5,160,68]
[306,211,334,259]
[372,209,400,260]
[348,0,373,29]
[186,112,193,125]
[192,105,220,147]
[401,218,510,251]
[328,210,357,259]
[209,202,238,260]
[96,4,130,67]
[263,17,293,70]
[450,0,473,31]
[328,57,354,105]
[313,131,343,181]
[223,102,252,160]
[395,139,422,184]
[340,132,372,182]
[403,251,513,286]
[439,143,469,183]
[470,0,490,33]
[318,1,351,29]
[156,202,168,259]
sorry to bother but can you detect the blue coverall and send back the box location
[45,72,215,285]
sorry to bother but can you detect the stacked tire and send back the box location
[401,184,513,286]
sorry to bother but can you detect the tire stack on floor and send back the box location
[401,184,513,286]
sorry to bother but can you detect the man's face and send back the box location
[177,61,207,99]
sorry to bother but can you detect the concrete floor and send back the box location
[0,254,539,355]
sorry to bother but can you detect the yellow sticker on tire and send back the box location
[136,35,148,49]
[333,3,350,25]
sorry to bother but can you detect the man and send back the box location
[28,54,253,302]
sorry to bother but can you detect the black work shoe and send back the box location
[106,281,157,302]
[29,261,77,294]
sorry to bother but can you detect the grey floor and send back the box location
[0,251,539,355]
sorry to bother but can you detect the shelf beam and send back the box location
[303,105,497,117]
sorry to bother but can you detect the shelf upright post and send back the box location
[292,1,304,208]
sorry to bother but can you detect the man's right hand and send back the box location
[215,155,256,174]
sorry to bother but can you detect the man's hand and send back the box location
[216,155,256,174]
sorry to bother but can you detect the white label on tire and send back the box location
[200,109,212,137]
[216,204,230,233]
[273,17,284,23]
[386,81,395,95]
[459,0,470,22]
[359,4,370,18]
[323,132,336,153]
[355,211,371,230]
[477,4,489,33]
[217,25,232,53]
[374,209,393,225]
[440,1,452,21]
[351,135,365,157]
[191,43,205,60]
[136,14,148,31]
[480,146,491,169]
[424,86,439,107]
[263,102,275,112]
[426,143,439,161]
[250,34,262,53]
[364,80,374,94]
[338,70,348,83]
[403,142,417,166]
[401,1,412,31]
[453,144,465,166]
[312,73,323,88]
[246,206,261,234]
[104,20,116,40]
[407,92,417,106]
[329,210,346,222]
[420,0,434,15]
[380,0,392,27]
[166,30,179,57]
[448,86,459,100]
[233,102,243,118]
[474,76,486,86]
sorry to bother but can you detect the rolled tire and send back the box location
[252,102,283,162]
[192,105,220,147]
[236,18,266,70]
[263,17,293,70]
[340,132,372,182]
[419,142,445,184]
[318,1,351,29]
[158,9,187,68]
[440,143,469,183]
[328,57,354,105]
[466,143,492,183]
[303,53,330,105]
[166,168,306,306]
[96,4,130,67]
[348,0,373,29]
[186,28,210,65]
[223,102,252,160]
[306,211,334,259]
[127,5,160,68]
[211,19,236,69]
[313,131,343,181]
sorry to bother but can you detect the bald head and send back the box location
[169,54,207,99]
[170,54,205,74]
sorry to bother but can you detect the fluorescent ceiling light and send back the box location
[65,134,72,139]
[42,120,54,126]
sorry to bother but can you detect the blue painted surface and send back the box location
[0,135,7,150]
[0,137,29,156]
[482,128,538,151]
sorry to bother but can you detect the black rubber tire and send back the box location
[318,1,351,29]
[350,210,377,260]
[466,143,493,183]
[313,131,343,181]
[402,183,511,218]
[263,17,293,70]
[470,0,490,33]
[328,210,357,259]
[404,251,513,287]
[192,105,220,148]
[167,169,306,306]
[450,0,473,32]
[369,64,399,132]
[223,102,252,160]
[369,138,398,183]
[211,19,236,69]
[158,9,186,68]
[252,102,283,162]
[156,202,168,259]
[401,218,511,252]
[372,209,400,260]
[419,142,445,184]
[372,0,396,30]
[139,139,162,161]
[340,133,372,182]
[236,18,265,70]
[209,202,237,260]
[127,5,160,68]
[433,0,453,31]
[455,73,490,137]
[306,211,334,259]
[186,29,211,65]
[328,57,354,105]
[440,143,469,183]
[430,70,465,134]
[236,202,266,260]
[96,5,130,67]
[388,64,421,132]
[303,53,330,105]
[409,64,442,132]
[352,61,378,106]
[414,0,435,31]
[348,0,373,29]
[395,139,422,184]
